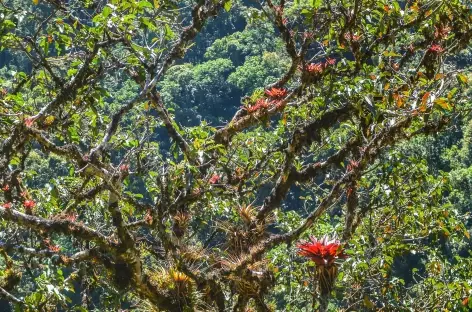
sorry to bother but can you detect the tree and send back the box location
[1,0,472,311]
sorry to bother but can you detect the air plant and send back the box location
[297,235,347,295]
[172,212,191,238]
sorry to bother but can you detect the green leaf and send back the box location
[224,0,232,12]
[102,6,112,18]
[434,98,452,111]
[457,73,468,85]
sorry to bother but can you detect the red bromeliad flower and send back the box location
[209,174,220,184]
[24,116,37,127]
[346,186,354,198]
[246,98,269,113]
[306,62,324,74]
[325,57,336,66]
[23,200,36,209]
[297,236,347,267]
[44,238,60,252]
[344,33,361,42]
[429,44,444,54]
[346,159,360,172]
[304,58,336,75]
[65,213,78,222]
[48,244,61,252]
[3,202,11,209]
[2,184,9,191]
[265,88,287,100]
[119,164,129,172]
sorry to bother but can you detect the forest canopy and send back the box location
[1,0,472,311]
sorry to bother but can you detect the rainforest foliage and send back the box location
[1,0,472,311]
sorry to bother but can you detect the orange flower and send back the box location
[463,297,469,307]
[43,238,60,252]
[265,88,287,100]
[297,236,347,266]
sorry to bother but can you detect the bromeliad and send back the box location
[297,236,347,296]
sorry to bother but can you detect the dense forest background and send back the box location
[1,0,472,311]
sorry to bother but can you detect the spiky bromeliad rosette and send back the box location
[297,236,347,295]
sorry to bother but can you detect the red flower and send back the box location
[265,88,287,100]
[297,236,347,266]
[346,159,359,172]
[246,98,269,113]
[24,116,36,127]
[119,164,129,172]
[65,213,77,222]
[325,58,336,66]
[428,44,444,54]
[306,62,324,74]
[2,184,9,191]
[209,174,220,184]
[274,5,283,15]
[303,32,314,40]
[2,202,11,209]
[346,187,354,198]
[23,200,36,209]
[48,244,61,252]
[344,33,361,42]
